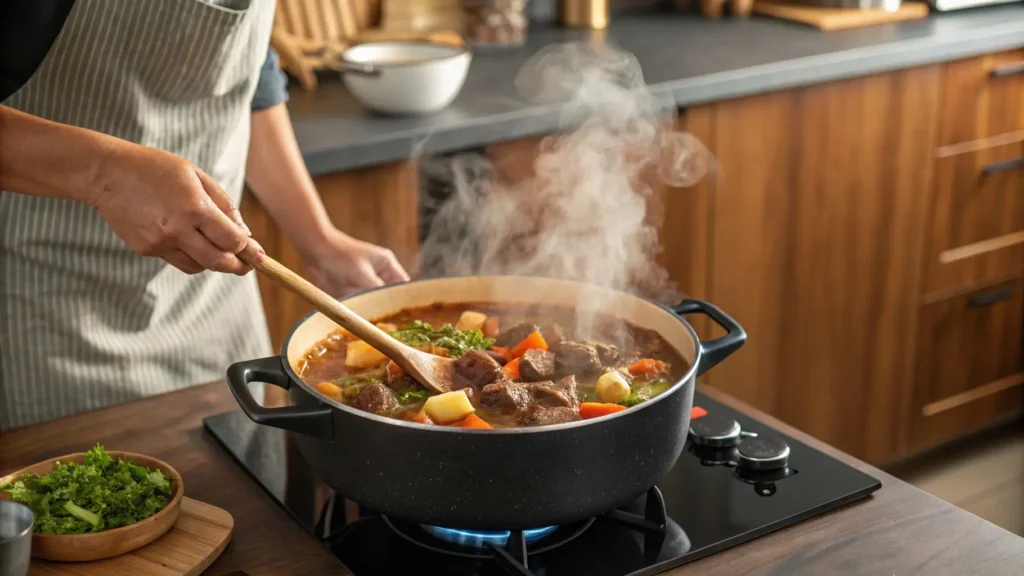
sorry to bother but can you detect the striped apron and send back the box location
[0,0,277,430]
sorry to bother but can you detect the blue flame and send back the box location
[422,525,559,548]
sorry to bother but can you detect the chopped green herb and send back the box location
[389,320,434,346]
[618,378,672,408]
[335,374,382,387]
[618,392,648,408]
[390,321,494,358]
[0,444,171,534]
[396,388,431,404]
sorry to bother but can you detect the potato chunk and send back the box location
[345,340,388,368]
[423,390,475,424]
[595,370,631,404]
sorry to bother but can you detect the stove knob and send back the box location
[689,415,742,448]
[737,436,790,471]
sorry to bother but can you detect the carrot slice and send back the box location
[400,410,435,425]
[510,331,548,359]
[490,346,511,358]
[386,361,404,381]
[452,413,493,429]
[627,358,668,376]
[502,357,521,380]
[579,402,628,420]
[316,382,343,402]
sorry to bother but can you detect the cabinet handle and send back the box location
[990,62,1024,77]
[968,286,1014,308]
[981,156,1024,176]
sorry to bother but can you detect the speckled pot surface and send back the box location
[227,276,745,530]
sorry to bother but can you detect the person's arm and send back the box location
[245,51,409,296]
[0,104,258,275]
[0,103,116,203]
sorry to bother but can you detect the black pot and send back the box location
[227,276,744,530]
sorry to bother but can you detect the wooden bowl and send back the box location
[0,451,184,562]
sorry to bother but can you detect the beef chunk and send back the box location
[494,322,539,348]
[453,350,505,389]
[525,382,575,409]
[519,348,555,382]
[592,343,619,366]
[518,406,581,427]
[552,375,580,408]
[485,349,509,365]
[542,324,566,350]
[385,375,420,395]
[351,383,400,416]
[555,342,602,376]
[479,382,532,414]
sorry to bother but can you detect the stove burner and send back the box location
[421,524,559,548]
[382,486,668,575]
[383,515,595,560]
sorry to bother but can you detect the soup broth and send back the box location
[298,302,688,429]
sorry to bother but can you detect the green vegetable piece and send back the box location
[147,470,169,490]
[618,392,648,408]
[396,388,431,404]
[390,321,494,358]
[64,501,101,528]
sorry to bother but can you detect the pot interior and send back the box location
[285,276,698,377]
[344,41,466,67]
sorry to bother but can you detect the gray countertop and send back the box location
[287,5,1024,175]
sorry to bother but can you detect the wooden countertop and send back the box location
[2,382,1021,575]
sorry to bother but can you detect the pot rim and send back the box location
[342,40,471,70]
[279,275,703,434]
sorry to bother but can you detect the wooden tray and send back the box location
[753,1,929,30]
[29,498,233,576]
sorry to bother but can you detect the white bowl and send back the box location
[339,41,472,116]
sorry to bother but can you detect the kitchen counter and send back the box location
[288,4,1024,175]
[2,382,1022,575]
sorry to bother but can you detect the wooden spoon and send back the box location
[242,254,455,394]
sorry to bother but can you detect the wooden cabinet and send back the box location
[925,139,1024,296]
[910,280,1024,451]
[686,66,942,463]
[939,49,1024,147]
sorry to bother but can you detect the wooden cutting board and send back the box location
[753,1,929,31]
[29,498,233,576]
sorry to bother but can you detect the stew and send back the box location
[297,303,688,428]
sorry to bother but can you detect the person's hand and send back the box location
[89,142,262,275]
[302,229,410,297]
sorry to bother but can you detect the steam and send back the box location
[419,41,710,340]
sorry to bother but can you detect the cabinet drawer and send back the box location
[940,49,1024,147]
[910,279,1024,452]
[925,139,1024,295]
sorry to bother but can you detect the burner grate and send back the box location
[381,486,668,575]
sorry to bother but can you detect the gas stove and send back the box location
[204,392,880,575]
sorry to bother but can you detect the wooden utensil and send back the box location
[243,254,456,394]
[0,452,184,562]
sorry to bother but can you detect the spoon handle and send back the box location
[243,254,402,360]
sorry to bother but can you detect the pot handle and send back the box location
[673,299,747,377]
[226,356,334,440]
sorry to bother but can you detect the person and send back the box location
[0,0,410,431]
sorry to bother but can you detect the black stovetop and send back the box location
[204,392,880,576]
